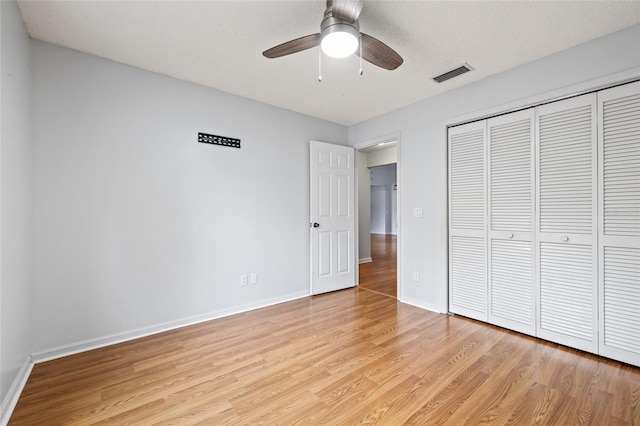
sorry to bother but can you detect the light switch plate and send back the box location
[413,208,423,218]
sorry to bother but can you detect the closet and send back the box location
[448,81,639,366]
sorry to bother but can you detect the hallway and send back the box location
[358,234,396,298]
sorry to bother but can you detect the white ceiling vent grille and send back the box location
[433,63,474,83]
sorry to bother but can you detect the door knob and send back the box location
[561,235,569,242]
[507,233,514,239]
[313,222,320,228]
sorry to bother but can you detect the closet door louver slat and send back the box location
[539,242,595,345]
[538,103,594,235]
[450,129,486,231]
[450,236,486,317]
[449,121,487,321]
[602,90,640,237]
[603,247,640,357]
[598,81,640,366]
[490,240,534,331]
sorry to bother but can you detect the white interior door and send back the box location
[310,140,355,295]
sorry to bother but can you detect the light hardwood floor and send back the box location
[359,234,397,299]
[10,286,639,424]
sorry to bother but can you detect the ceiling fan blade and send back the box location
[263,34,321,59]
[329,0,364,23]
[358,33,403,70]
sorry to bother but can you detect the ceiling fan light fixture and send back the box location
[263,1,403,71]
[320,22,359,58]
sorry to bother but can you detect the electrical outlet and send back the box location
[412,271,420,282]
[250,273,257,285]
[240,274,248,286]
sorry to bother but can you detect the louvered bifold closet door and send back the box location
[487,110,535,335]
[449,121,487,321]
[598,81,640,367]
[536,94,598,353]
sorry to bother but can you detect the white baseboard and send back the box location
[0,356,33,426]
[31,290,310,364]
[399,296,444,314]
[358,257,372,264]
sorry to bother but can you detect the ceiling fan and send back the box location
[262,0,403,71]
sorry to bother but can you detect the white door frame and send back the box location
[353,133,401,299]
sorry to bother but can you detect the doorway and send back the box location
[355,139,399,299]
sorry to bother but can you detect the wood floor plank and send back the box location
[443,342,538,424]
[9,246,640,425]
[359,234,397,298]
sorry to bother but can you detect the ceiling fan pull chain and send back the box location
[318,49,322,82]
[359,34,363,76]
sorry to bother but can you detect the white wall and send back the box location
[31,41,347,354]
[0,0,33,410]
[348,24,640,313]
[367,146,397,168]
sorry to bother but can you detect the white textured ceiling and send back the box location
[17,0,640,126]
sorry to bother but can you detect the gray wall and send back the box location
[349,24,640,312]
[356,151,371,262]
[31,41,347,353]
[0,0,33,407]
[370,164,396,235]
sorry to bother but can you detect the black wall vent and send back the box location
[433,63,474,83]
[198,132,241,148]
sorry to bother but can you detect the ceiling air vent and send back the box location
[433,63,474,83]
